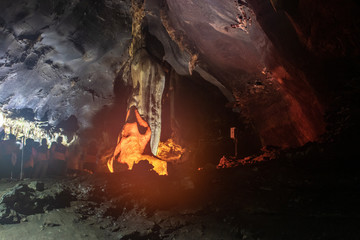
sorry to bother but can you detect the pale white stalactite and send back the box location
[128,49,165,156]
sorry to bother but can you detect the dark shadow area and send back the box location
[162,70,262,167]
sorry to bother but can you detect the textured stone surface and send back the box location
[0,120,359,238]
[128,49,165,155]
[0,181,73,224]
[0,0,359,149]
[0,0,132,128]
[157,0,327,147]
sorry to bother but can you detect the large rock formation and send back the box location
[128,49,165,155]
[0,0,132,128]
[0,0,359,151]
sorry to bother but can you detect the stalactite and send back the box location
[128,49,165,155]
[123,0,165,155]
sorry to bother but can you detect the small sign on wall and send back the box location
[230,127,236,139]
[230,127,238,157]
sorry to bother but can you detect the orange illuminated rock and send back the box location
[107,106,168,175]
[157,138,185,163]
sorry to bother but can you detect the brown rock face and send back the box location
[1,0,358,151]
[149,0,328,147]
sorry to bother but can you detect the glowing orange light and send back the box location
[108,107,168,175]
[157,138,185,163]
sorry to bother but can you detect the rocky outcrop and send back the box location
[0,181,73,224]
[0,0,132,128]
[0,0,358,151]
[154,0,327,147]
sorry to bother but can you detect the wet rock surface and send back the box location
[0,0,132,127]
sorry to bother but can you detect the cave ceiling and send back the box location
[0,0,132,128]
[0,0,359,147]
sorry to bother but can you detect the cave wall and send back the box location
[152,0,329,147]
[0,0,132,128]
[0,0,358,150]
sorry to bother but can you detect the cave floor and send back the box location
[1,144,360,240]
